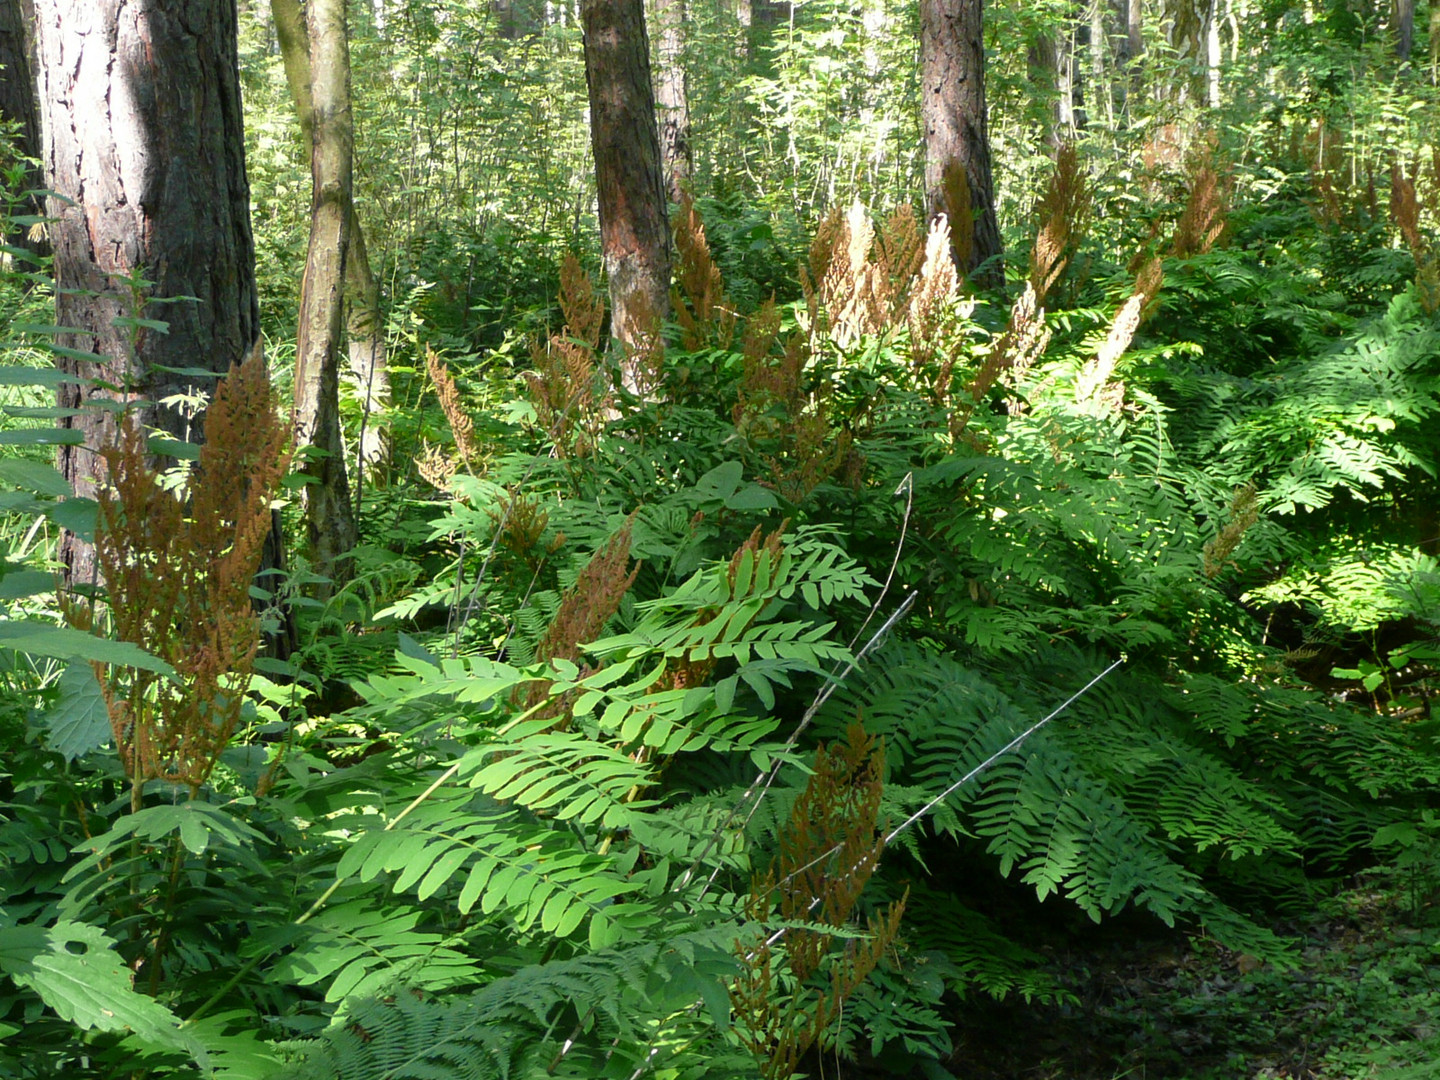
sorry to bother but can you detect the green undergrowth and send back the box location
[0,126,1438,1079]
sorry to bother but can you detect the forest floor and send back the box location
[947,871,1440,1080]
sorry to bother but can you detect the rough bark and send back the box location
[920,0,1002,286]
[0,0,44,257]
[294,0,357,588]
[273,0,391,487]
[34,0,263,586]
[653,0,690,203]
[582,0,672,383]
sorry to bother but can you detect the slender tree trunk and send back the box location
[1205,0,1221,106]
[35,0,264,586]
[920,0,1002,285]
[1029,31,1066,147]
[1090,0,1111,125]
[1126,0,1144,62]
[1394,0,1414,60]
[581,0,672,380]
[345,220,390,488]
[294,0,357,588]
[653,0,690,203]
[1163,0,1209,103]
[0,0,44,257]
[273,0,391,487]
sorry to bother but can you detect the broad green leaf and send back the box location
[40,661,110,761]
[146,436,201,461]
[0,921,187,1049]
[0,621,174,676]
[0,366,78,387]
[0,569,52,600]
[11,323,96,338]
[724,483,779,511]
[0,405,84,420]
[46,497,97,539]
[0,428,84,446]
[0,459,72,497]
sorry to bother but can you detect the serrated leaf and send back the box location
[40,661,110,761]
[0,921,187,1049]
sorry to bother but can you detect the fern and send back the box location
[278,928,743,1080]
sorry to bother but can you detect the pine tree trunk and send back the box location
[0,0,44,257]
[920,0,1002,286]
[294,0,357,589]
[653,0,690,203]
[34,0,263,586]
[582,0,672,383]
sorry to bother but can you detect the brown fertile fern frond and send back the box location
[425,346,477,468]
[951,282,1051,440]
[1075,255,1163,408]
[1202,482,1260,579]
[907,214,963,377]
[82,349,290,797]
[521,516,639,724]
[733,299,793,438]
[672,194,736,351]
[1171,134,1231,259]
[730,721,907,1080]
[488,487,564,574]
[941,158,974,276]
[533,515,639,667]
[823,202,884,349]
[1390,159,1440,314]
[523,255,613,456]
[560,251,604,349]
[1029,143,1089,308]
[875,205,925,315]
